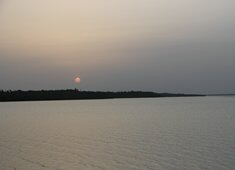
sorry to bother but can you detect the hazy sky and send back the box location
[1,0,235,93]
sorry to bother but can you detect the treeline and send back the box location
[0,89,205,102]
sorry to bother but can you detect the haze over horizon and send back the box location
[1,0,235,94]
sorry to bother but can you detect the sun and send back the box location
[74,76,81,84]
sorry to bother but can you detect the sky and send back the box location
[0,0,235,94]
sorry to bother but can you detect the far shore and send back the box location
[0,90,205,102]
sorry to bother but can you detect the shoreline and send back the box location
[0,90,205,102]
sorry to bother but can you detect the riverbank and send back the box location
[0,90,205,102]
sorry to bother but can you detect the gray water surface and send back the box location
[0,97,234,170]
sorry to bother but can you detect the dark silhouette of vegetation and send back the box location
[0,89,205,102]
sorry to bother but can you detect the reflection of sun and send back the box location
[74,77,81,84]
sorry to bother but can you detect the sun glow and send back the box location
[74,77,81,84]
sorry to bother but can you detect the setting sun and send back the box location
[74,77,81,84]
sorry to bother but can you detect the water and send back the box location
[0,97,234,170]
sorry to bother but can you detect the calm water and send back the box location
[0,97,234,170]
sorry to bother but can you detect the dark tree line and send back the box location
[0,89,205,102]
